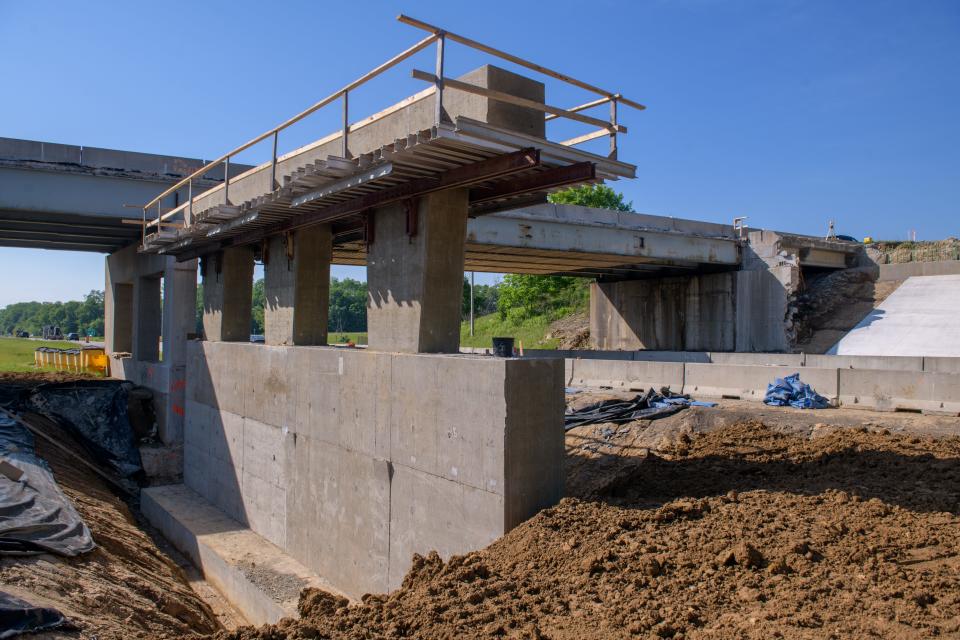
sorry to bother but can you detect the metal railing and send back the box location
[141,14,645,245]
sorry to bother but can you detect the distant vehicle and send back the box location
[250,334,265,344]
[66,332,80,341]
[15,330,29,338]
[835,235,858,243]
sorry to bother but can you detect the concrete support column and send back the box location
[133,275,162,361]
[202,248,254,342]
[263,226,332,346]
[161,258,198,366]
[366,188,469,353]
[105,280,133,354]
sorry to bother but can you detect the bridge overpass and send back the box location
[1,15,871,617]
[0,136,740,278]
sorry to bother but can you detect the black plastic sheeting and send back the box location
[27,381,143,479]
[0,413,95,556]
[564,388,718,430]
[0,592,67,639]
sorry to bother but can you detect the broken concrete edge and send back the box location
[141,484,347,626]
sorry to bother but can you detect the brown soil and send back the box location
[0,372,221,639]
[792,269,901,354]
[211,398,960,640]
[547,312,590,350]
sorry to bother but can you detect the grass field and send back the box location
[0,337,87,372]
[459,313,559,350]
[327,313,559,351]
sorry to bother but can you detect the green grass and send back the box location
[327,313,560,351]
[328,332,367,345]
[0,337,87,372]
[459,313,559,350]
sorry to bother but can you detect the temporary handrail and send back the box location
[396,15,646,111]
[141,14,645,241]
[141,32,438,226]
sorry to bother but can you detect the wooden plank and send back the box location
[143,32,439,216]
[174,148,541,261]
[558,128,611,147]
[412,70,626,133]
[398,14,647,111]
[545,96,612,121]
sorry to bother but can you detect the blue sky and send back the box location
[1,0,957,306]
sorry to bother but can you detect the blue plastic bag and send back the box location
[763,373,830,409]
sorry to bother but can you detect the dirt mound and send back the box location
[546,311,590,349]
[213,422,960,639]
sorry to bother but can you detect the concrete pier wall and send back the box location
[105,244,197,445]
[590,272,736,351]
[184,341,564,598]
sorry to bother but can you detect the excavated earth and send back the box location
[210,398,960,640]
[0,373,223,639]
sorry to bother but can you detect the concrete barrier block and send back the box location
[634,350,710,363]
[709,352,805,367]
[683,364,838,402]
[838,369,960,415]
[568,359,684,392]
[805,354,923,371]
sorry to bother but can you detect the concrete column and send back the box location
[105,281,133,354]
[202,247,254,342]
[366,188,468,353]
[263,226,332,346]
[161,259,198,366]
[133,275,162,361]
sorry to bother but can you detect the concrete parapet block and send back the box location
[837,369,960,415]
[567,359,684,392]
[708,352,805,367]
[804,354,923,371]
[683,363,839,403]
[923,357,960,374]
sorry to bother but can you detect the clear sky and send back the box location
[1,0,957,307]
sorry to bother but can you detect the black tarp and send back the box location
[27,381,143,479]
[0,413,94,556]
[564,388,718,430]
[0,592,66,639]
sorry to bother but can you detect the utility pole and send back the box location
[469,271,475,337]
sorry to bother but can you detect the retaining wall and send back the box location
[185,341,564,599]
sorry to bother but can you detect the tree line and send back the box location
[0,290,105,337]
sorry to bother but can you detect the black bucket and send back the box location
[491,337,515,358]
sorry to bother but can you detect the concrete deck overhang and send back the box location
[0,137,247,253]
[145,116,637,261]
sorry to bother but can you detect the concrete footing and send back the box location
[142,484,342,625]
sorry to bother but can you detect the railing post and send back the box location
[609,96,618,160]
[188,178,193,223]
[142,207,147,246]
[224,157,230,205]
[271,131,279,189]
[341,90,349,158]
[157,201,162,231]
[434,31,446,124]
